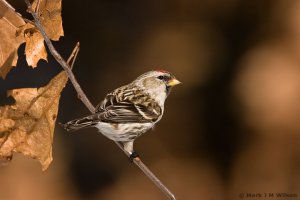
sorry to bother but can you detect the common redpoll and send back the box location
[61,70,181,160]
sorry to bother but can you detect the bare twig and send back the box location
[24,1,176,199]
[67,42,80,69]
[34,0,41,14]
[114,141,176,200]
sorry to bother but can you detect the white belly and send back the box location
[95,122,154,142]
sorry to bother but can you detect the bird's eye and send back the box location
[157,75,164,80]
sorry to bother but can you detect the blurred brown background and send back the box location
[1,0,300,199]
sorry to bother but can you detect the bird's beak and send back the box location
[167,78,181,87]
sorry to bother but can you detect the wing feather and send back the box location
[94,85,161,123]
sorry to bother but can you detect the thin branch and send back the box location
[67,42,80,69]
[24,1,176,199]
[114,141,176,200]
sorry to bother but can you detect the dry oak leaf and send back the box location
[0,0,25,78]
[31,0,64,41]
[0,71,68,170]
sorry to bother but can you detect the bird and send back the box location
[60,70,181,160]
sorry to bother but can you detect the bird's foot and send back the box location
[129,151,140,162]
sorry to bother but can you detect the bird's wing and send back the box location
[94,86,162,123]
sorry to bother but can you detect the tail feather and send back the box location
[60,116,98,132]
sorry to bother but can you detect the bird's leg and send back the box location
[122,141,139,162]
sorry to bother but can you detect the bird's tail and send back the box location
[60,116,98,132]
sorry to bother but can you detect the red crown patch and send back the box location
[156,69,170,73]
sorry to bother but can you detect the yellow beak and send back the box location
[167,78,181,87]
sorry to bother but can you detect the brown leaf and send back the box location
[0,0,25,78]
[24,27,48,67]
[17,23,49,68]
[0,71,68,170]
[0,0,64,73]
[20,0,64,67]
[32,0,64,41]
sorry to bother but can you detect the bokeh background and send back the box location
[1,0,300,199]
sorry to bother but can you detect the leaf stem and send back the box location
[24,1,176,199]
